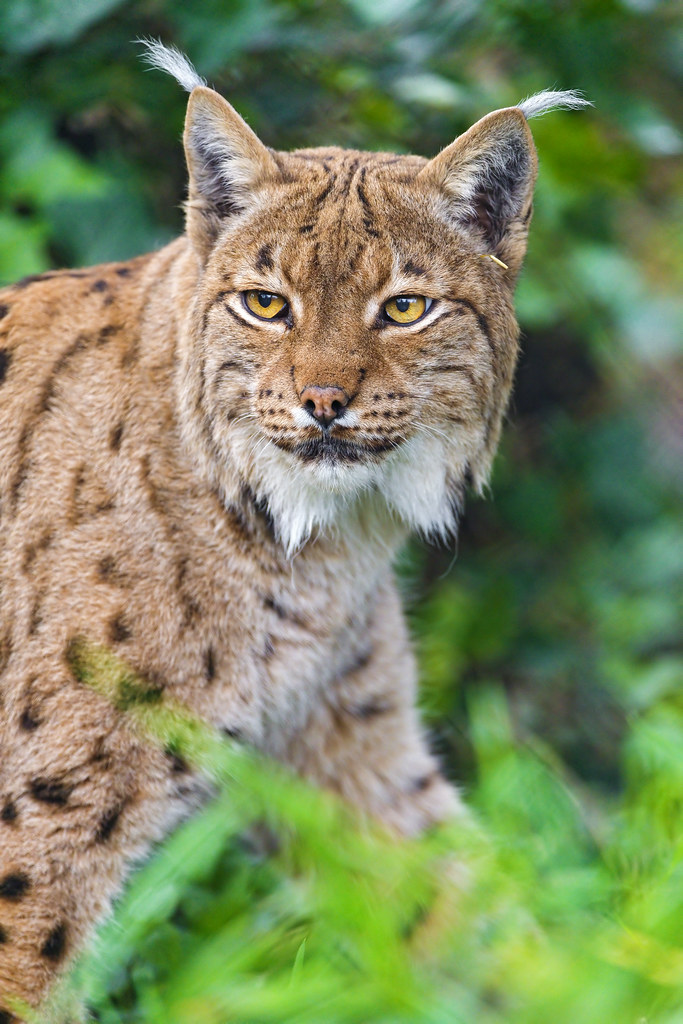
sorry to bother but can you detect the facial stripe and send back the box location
[224,303,260,331]
[452,298,494,357]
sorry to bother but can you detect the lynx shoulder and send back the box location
[0,43,589,1018]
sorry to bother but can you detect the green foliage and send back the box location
[32,642,683,1024]
[1,1,681,1021]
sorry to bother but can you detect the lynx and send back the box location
[0,41,589,1018]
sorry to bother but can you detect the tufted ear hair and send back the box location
[183,87,280,258]
[418,107,537,269]
[138,40,279,259]
[418,90,591,270]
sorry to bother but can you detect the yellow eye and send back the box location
[244,290,288,320]
[383,295,428,324]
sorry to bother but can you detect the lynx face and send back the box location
[176,83,540,552]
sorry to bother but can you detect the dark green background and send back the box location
[1,1,681,1021]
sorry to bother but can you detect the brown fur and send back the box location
[0,67,547,1017]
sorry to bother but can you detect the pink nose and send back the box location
[300,385,349,428]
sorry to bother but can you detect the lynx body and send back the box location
[0,43,588,1016]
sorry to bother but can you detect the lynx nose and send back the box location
[300,385,349,428]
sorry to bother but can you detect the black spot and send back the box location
[41,921,67,961]
[403,260,427,277]
[0,303,10,319]
[110,420,124,451]
[0,923,8,944]
[30,777,73,806]
[263,635,275,660]
[240,482,276,537]
[97,324,119,344]
[0,1009,16,1023]
[221,726,243,741]
[1,799,17,823]
[0,873,30,900]
[263,595,288,619]
[23,529,52,573]
[411,772,437,793]
[19,707,40,731]
[174,555,189,592]
[341,647,373,678]
[204,646,216,682]
[69,463,86,517]
[164,746,189,774]
[255,244,273,273]
[0,632,11,676]
[91,279,109,293]
[0,349,10,384]
[15,271,56,288]
[348,697,392,720]
[95,804,124,843]
[90,736,109,765]
[314,180,334,205]
[115,676,163,711]
[28,597,42,635]
[299,224,314,233]
[115,266,131,277]
[97,555,116,580]
[109,613,131,644]
[64,635,85,679]
[182,594,202,627]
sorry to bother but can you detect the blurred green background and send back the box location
[1,1,682,1021]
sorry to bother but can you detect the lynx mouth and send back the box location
[275,435,399,464]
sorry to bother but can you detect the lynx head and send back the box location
[141,42,589,554]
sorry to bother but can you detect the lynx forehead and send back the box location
[0,40,588,1019]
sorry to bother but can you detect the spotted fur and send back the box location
[0,45,588,1016]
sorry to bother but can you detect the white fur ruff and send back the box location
[225,419,473,557]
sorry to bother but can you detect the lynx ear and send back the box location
[138,39,280,258]
[183,86,280,258]
[418,107,537,266]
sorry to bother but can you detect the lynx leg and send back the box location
[0,679,190,1019]
[281,585,463,837]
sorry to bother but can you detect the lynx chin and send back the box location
[0,40,590,1018]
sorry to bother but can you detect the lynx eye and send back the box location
[383,295,430,325]
[243,290,288,320]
